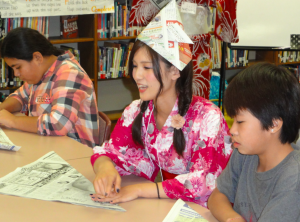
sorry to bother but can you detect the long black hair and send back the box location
[0,27,63,61]
[128,40,193,156]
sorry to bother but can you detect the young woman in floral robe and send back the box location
[90,40,232,207]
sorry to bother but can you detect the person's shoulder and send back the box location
[191,95,222,114]
[120,100,141,127]
[56,53,86,75]
[272,148,300,193]
[123,100,141,116]
[54,56,93,85]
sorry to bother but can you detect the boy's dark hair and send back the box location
[0,27,63,61]
[224,62,300,144]
[128,40,193,156]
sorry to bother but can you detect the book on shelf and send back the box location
[120,41,134,77]
[104,42,120,78]
[208,6,216,32]
[0,16,5,40]
[98,46,107,79]
[60,15,78,39]
[0,59,6,88]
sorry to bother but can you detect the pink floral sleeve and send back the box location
[162,106,231,207]
[91,100,160,181]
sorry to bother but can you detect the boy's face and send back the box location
[230,109,271,155]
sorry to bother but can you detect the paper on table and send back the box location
[0,151,126,212]
[0,127,21,151]
[163,199,208,222]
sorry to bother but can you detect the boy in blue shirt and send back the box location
[208,63,300,222]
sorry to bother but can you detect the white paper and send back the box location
[0,127,21,151]
[163,199,208,222]
[181,2,197,15]
[0,151,126,212]
[0,0,114,18]
[137,0,193,71]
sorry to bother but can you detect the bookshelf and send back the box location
[254,50,300,66]
[0,12,137,96]
[1,2,299,115]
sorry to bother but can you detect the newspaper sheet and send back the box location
[163,199,208,222]
[0,127,21,151]
[137,0,193,71]
[0,151,125,212]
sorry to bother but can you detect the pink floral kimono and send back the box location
[91,96,232,207]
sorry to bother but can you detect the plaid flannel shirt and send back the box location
[9,52,99,148]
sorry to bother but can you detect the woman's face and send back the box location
[4,57,42,84]
[132,47,160,101]
[132,47,176,102]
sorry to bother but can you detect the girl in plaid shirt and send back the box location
[0,27,99,148]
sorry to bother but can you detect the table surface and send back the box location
[0,128,218,222]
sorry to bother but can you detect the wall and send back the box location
[97,78,139,112]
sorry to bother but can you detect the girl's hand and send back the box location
[93,157,122,198]
[91,184,140,204]
[0,109,16,128]
[226,217,246,222]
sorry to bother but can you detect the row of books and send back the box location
[210,36,249,69]
[97,2,141,38]
[209,7,216,32]
[0,60,22,88]
[0,17,50,39]
[278,51,300,64]
[98,42,134,79]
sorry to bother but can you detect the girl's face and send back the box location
[230,109,271,155]
[5,56,42,85]
[132,47,178,102]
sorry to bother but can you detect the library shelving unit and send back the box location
[253,50,300,66]
[47,14,136,95]
[2,14,299,115]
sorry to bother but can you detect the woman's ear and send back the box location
[32,51,44,65]
[270,118,283,134]
[170,66,180,81]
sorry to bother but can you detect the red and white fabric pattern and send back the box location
[129,0,239,98]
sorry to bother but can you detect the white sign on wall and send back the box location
[0,0,114,18]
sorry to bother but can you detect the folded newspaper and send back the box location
[163,199,208,222]
[0,127,21,151]
[0,151,125,212]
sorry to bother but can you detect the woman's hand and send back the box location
[93,156,122,198]
[90,182,167,204]
[0,109,16,128]
[225,217,246,222]
[91,184,140,204]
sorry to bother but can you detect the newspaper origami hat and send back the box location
[137,0,193,71]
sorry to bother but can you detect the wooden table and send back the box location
[0,127,93,161]
[0,129,218,222]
